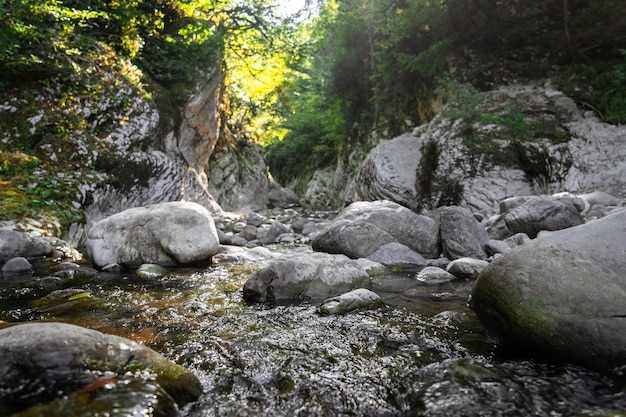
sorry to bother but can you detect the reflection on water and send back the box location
[0,256,624,417]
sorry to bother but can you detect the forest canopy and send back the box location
[1,0,626,188]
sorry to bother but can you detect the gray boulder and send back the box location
[318,288,385,315]
[258,220,291,244]
[0,230,55,263]
[313,200,440,259]
[366,242,428,272]
[446,257,489,280]
[243,252,377,303]
[471,208,626,368]
[354,133,422,211]
[439,206,489,260]
[0,322,202,408]
[415,266,457,285]
[504,197,584,238]
[312,219,396,259]
[485,239,512,256]
[1,256,33,275]
[86,201,220,268]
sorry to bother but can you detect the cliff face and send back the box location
[0,52,268,242]
[305,81,626,216]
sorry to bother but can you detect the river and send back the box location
[0,242,624,416]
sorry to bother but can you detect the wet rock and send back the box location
[313,200,440,259]
[243,252,376,303]
[37,276,64,289]
[415,266,457,285]
[2,256,33,274]
[471,208,626,368]
[12,377,180,417]
[366,242,428,272]
[0,322,202,409]
[446,258,489,280]
[30,289,94,313]
[213,245,276,264]
[136,264,170,279]
[503,197,584,238]
[86,201,220,268]
[318,288,385,315]
[439,206,489,260]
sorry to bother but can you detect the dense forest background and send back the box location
[1,0,626,225]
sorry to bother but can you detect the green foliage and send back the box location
[559,50,626,124]
[267,95,347,185]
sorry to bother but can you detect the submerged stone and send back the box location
[318,288,385,315]
[243,252,375,303]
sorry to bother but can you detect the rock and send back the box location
[37,276,64,289]
[312,219,396,259]
[354,133,422,211]
[415,266,457,285]
[2,256,33,275]
[485,239,511,256]
[239,224,258,241]
[471,208,626,368]
[318,288,385,315]
[503,197,584,238]
[245,210,265,227]
[0,230,55,263]
[86,201,220,268]
[499,196,538,214]
[313,200,440,259]
[439,206,489,260]
[258,220,291,244]
[136,264,170,278]
[503,233,531,248]
[230,236,247,246]
[217,229,232,245]
[213,245,276,264]
[242,252,375,303]
[0,322,202,408]
[578,190,621,208]
[446,258,489,280]
[366,242,428,272]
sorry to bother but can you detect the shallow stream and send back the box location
[1,245,624,416]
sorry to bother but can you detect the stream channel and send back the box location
[0,239,625,416]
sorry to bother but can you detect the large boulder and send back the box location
[86,201,220,268]
[354,133,422,211]
[0,322,202,410]
[439,206,489,260]
[503,197,584,238]
[242,252,378,303]
[313,200,440,259]
[471,208,626,368]
[0,230,55,263]
[311,219,396,259]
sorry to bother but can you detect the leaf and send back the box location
[68,291,91,301]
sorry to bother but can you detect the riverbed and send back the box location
[0,244,624,416]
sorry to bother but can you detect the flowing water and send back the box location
[0,246,624,417]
